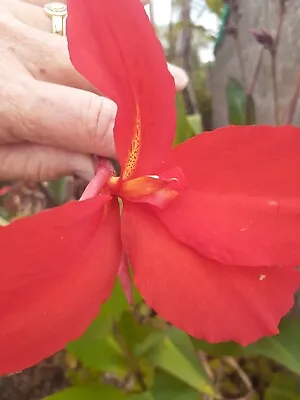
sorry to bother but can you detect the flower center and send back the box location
[80,159,186,210]
[108,168,186,209]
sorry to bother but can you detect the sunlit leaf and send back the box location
[244,316,300,375]
[174,93,196,145]
[0,216,8,226]
[187,114,202,134]
[150,328,215,396]
[68,334,126,374]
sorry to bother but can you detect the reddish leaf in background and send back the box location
[1,0,300,376]
[67,0,176,179]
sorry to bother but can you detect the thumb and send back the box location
[4,78,117,158]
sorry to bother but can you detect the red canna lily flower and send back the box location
[1,0,300,376]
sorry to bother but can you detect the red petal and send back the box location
[122,203,300,345]
[156,125,300,267]
[0,196,121,375]
[67,0,176,179]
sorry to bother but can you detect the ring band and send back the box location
[44,2,68,36]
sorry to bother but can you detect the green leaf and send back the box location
[226,77,256,125]
[68,334,126,374]
[265,373,300,400]
[187,114,202,134]
[70,280,130,341]
[127,393,153,400]
[47,178,68,204]
[151,370,200,400]
[150,328,215,396]
[67,280,130,372]
[205,0,223,16]
[45,386,125,400]
[0,216,8,226]
[174,94,196,145]
[244,316,300,375]
[193,339,242,358]
[118,312,164,358]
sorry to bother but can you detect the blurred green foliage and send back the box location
[226,77,256,125]
[45,277,300,400]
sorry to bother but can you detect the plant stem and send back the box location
[271,52,280,125]
[235,38,247,90]
[285,71,300,124]
[114,326,147,392]
[247,47,264,96]
[270,0,286,125]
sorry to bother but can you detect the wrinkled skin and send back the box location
[0,0,188,181]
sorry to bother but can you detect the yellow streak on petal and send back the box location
[122,105,141,179]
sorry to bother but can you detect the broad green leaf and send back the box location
[193,339,242,357]
[67,281,130,372]
[47,178,68,204]
[187,114,202,134]
[128,393,153,400]
[244,316,300,375]
[226,77,256,125]
[0,216,8,226]
[69,280,129,341]
[118,312,164,358]
[265,373,300,400]
[174,93,196,145]
[166,328,208,373]
[151,370,200,400]
[68,334,126,374]
[116,312,163,389]
[150,328,215,396]
[45,386,125,400]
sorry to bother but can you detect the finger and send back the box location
[0,143,95,181]
[1,78,117,158]
[12,0,66,6]
[167,63,189,91]
[4,0,51,30]
[7,1,187,92]
[4,4,96,91]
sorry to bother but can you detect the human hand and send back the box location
[0,0,188,182]
[0,0,118,182]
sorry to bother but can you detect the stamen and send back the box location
[80,159,113,201]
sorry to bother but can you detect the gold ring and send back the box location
[44,2,68,36]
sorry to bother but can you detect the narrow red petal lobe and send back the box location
[156,125,300,267]
[0,197,121,375]
[122,204,300,345]
[67,0,176,178]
